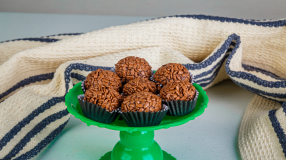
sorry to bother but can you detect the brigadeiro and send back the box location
[83,69,122,92]
[119,92,168,127]
[115,56,152,83]
[153,63,192,90]
[78,84,123,123]
[160,81,198,116]
[123,78,157,97]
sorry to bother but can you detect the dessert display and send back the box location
[78,56,199,126]
[122,78,157,96]
[160,81,198,116]
[84,69,122,92]
[153,63,190,89]
[78,85,123,123]
[115,56,152,83]
[66,77,208,160]
[120,92,168,127]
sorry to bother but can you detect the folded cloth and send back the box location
[0,15,286,160]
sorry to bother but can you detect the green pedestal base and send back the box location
[99,131,176,160]
[111,131,164,160]
[100,151,176,160]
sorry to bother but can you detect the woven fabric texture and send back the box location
[0,15,286,160]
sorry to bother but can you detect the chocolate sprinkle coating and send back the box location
[123,78,157,96]
[115,56,152,83]
[84,69,122,92]
[154,63,190,86]
[121,92,162,113]
[160,81,196,101]
[84,85,123,112]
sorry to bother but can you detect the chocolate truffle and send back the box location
[84,69,122,92]
[160,81,196,101]
[115,56,152,83]
[84,85,123,112]
[121,92,162,113]
[123,78,157,96]
[154,63,190,86]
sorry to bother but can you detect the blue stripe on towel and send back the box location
[242,64,286,80]
[0,72,54,101]
[0,33,83,43]
[3,109,69,160]
[70,72,86,81]
[283,103,286,114]
[0,38,60,44]
[197,59,226,87]
[45,33,83,38]
[195,64,221,84]
[0,97,65,151]
[13,120,69,160]
[194,55,230,84]
[232,80,286,102]
[149,15,286,27]
[269,109,286,157]
[191,54,230,80]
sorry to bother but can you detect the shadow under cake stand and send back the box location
[65,82,209,160]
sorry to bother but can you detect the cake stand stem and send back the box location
[111,131,163,160]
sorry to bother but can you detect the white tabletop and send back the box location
[0,12,255,160]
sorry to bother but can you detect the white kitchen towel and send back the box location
[0,15,286,160]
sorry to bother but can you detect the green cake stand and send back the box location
[65,82,209,160]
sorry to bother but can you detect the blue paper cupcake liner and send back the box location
[77,95,119,124]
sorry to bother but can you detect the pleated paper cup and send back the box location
[77,95,119,124]
[163,90,199,116]
[119,104,169,127]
